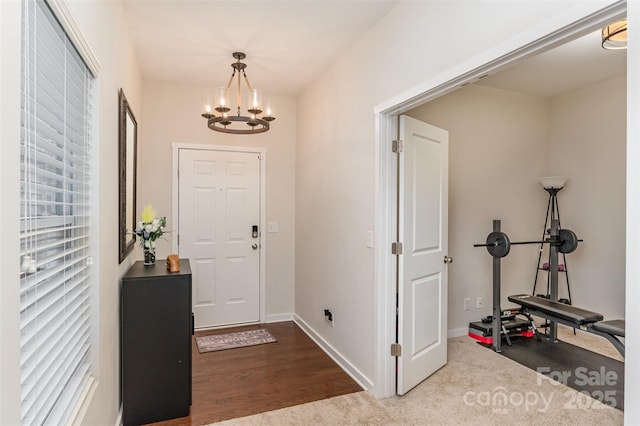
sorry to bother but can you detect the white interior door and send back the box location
[397,115,449,395]
[178,148,261,328]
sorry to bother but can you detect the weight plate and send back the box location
[558,228,579,254]
[486,231,511,258]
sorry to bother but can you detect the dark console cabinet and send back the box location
[121,259,192,425]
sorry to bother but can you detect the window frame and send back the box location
[19,0,101,423]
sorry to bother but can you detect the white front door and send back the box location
[397,115,449,395]
[178,148,261,328]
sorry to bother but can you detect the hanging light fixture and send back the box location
[201,52,275,134]
[601,19,627,50]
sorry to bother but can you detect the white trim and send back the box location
[372,1,627,399]
[293,314,372,391]
[171,143,267,324]
[265,313,294,323]
[68,377,97,426]
[625,1,640,424]
[45,0,100,77]
[374,2,624,116]
[372,111,397,399]
[1,1,25,423]
[171,142,267,155]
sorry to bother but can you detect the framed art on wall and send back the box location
[119,89,137,263]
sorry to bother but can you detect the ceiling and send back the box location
[122,0,400,97]
[122,1,626,99]
[476,28,627,97]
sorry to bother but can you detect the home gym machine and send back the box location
[472,219,625,357]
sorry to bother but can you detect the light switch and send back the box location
[268,222,279,233]
[366,230,374,248]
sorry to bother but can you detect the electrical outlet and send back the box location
[464,298,471,311]
[324,309,335,327]
[476,297,483,309]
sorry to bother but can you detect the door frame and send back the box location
[372,2,627,398]
[171,143,267,325]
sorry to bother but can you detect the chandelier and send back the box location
[201,52,275,134]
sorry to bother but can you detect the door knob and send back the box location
[443,256,453,264]
[252,243,258,250]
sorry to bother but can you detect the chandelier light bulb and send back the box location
[247,89,263,115]
[263,98,276,122]
[220,112,231,127]
[215,87,230,113]
[201,95,215,119]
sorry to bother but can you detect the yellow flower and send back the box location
[141,204,156,223]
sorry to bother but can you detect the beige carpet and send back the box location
[212,326,624,425]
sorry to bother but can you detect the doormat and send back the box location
[500,337,624,410]
[196,329,277,353]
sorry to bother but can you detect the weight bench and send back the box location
[508,294,625,357]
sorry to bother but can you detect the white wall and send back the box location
[295,0,622,393]
[407,85,549,332]
[0,0,142,423]
[61,0,143,423]
[548,76,626,319]
[139,79,296,320]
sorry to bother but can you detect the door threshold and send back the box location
[195,321,262,333]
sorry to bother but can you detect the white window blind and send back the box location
[20,0,94,424]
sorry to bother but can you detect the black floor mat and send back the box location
[499,336,624,410]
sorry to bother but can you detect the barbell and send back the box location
[474,228,580,258]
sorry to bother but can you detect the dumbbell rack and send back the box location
[532,180,572,305]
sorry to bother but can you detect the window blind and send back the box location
[20,0,94,424]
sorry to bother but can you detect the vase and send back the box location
[143,248,156,266]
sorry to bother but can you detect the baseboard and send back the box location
[265,313,294,323]
[293,314,373,391]
[448,327,469,338]
[115,405,122,426]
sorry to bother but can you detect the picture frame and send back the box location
[118,89,137,263]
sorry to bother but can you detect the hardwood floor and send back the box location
[148,321,363,425]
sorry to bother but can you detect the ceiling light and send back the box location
[601,19,627,50]
[201,52,275,134]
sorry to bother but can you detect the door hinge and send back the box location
[177,234,179,246]
[391,241,403,255]
[392,139,404,153]
[390,343,402,357]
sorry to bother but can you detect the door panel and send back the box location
[398,115,449,395]
[412,274,440,354]
[179,149,260,328]
[413,138,442,251]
